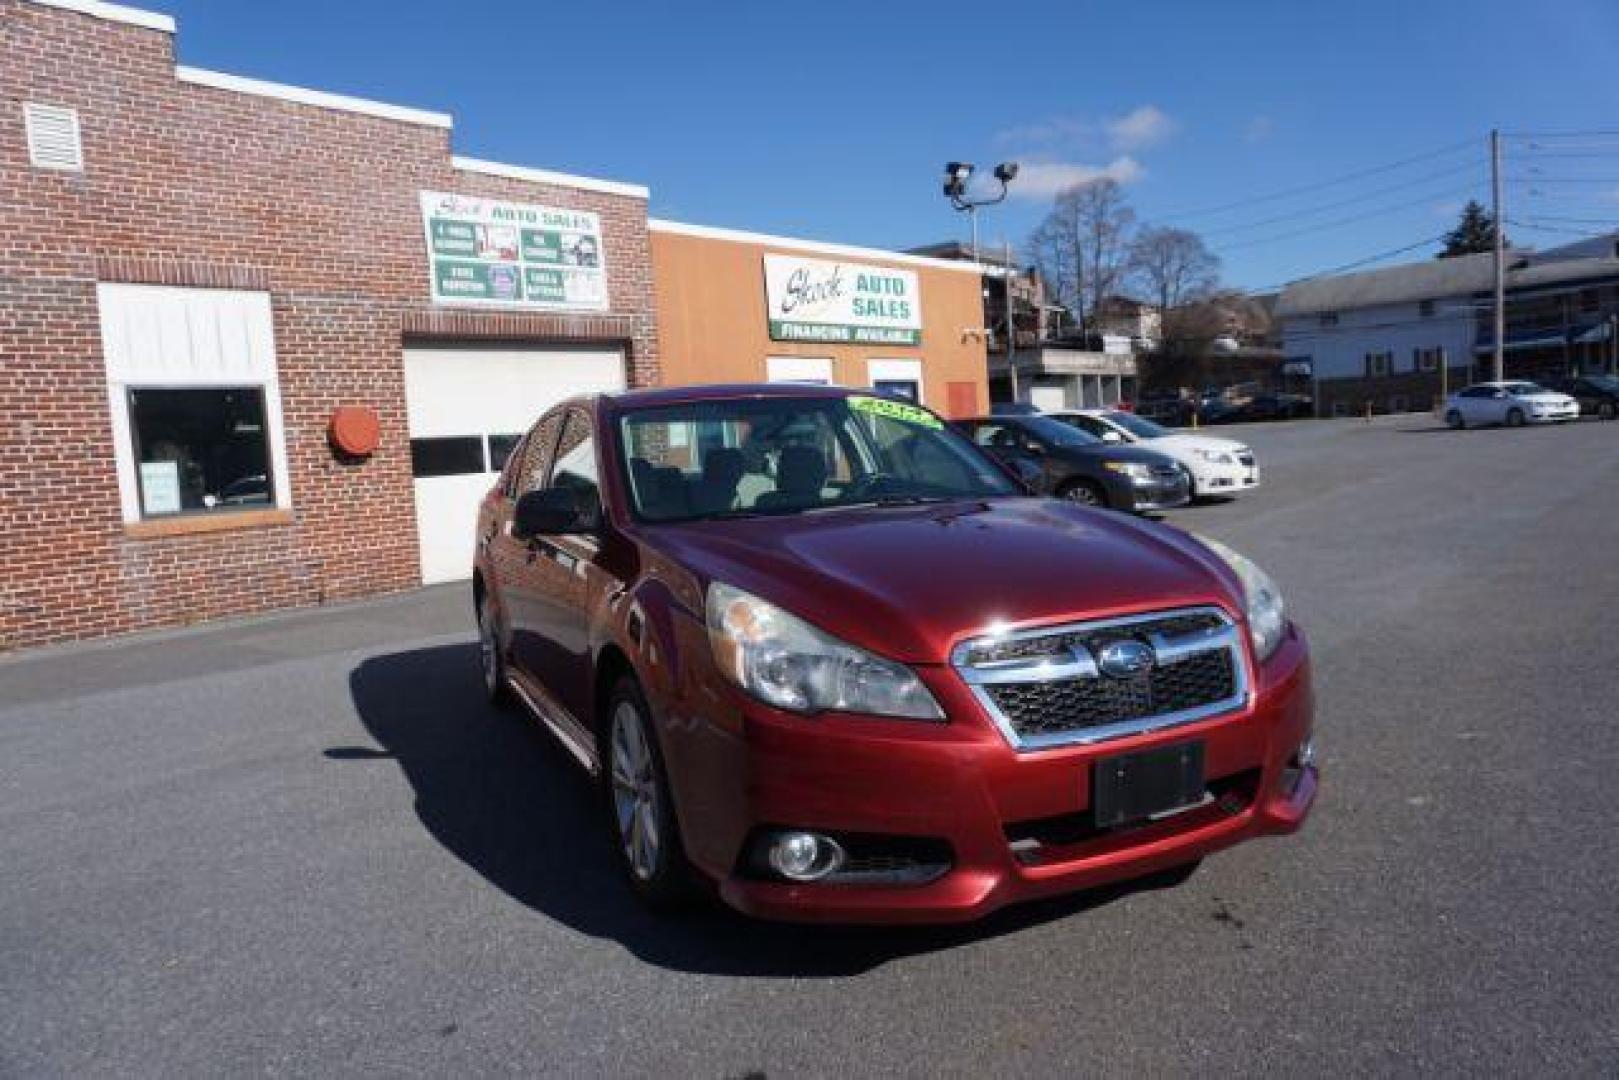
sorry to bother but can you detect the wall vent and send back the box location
[24,103,84,171]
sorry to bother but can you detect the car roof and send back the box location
[601,382,879,411]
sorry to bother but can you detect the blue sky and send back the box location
[158,0,1619,291]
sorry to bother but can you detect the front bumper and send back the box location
[1189,460,1260,495]
[1115,472,1192,512]
[1527,405,1579,423]
[713,624,1316,924]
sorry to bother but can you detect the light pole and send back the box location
[942,161,1019,395]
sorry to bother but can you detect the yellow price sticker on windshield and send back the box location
[849,395,943,430]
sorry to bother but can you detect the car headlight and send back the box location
[1196,537,1287,661]
[706,583,944,720]
[1103,461,1152,478]
[1196,449,1234,464]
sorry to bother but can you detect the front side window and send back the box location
[1103,411,1169,440]
[550,411,600,508]
[128,387,272,516]
[618,395,1014,522]
[1018,415,1101,448]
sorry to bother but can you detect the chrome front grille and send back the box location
[951,607,1249,750]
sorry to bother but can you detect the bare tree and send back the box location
[1027,177,1136,333]
[1128,225,1221,342]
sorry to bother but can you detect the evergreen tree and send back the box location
[1438,200,1504,258]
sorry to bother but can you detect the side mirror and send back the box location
[513,487,597,540]
[1101,430,1124,444]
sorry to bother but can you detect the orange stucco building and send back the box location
[650,221,989,418]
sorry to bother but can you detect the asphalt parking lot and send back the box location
[3,415,1617,1077]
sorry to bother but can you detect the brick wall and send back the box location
[0,0,659,649]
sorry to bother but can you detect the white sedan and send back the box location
[1048,409,1260,497]
[1444,381,1580,429]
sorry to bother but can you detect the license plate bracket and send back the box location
[1092,741,1206,829]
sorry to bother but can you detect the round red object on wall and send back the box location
[329,406,381,457]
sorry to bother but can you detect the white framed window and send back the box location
[97,285,292,523]
[867,358,924,403]
[765,356,834,384]
[1365,351,1392,378]
[1415,347,1442,373]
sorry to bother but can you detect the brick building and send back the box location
[2,0,991,650]
[2,0,659,648]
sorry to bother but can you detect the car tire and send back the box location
[477,591,514,709]
[603,676,695,911]
[1506,407,1526,427]
[1445,409,1465,430]
[1599,401,1616,421]
[1059,479,1108,508]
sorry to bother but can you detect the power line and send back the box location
[1199,160,1484,237]
[1218,185,1482,252]
[1248,233,1451,294]
[1155,138,1477,222]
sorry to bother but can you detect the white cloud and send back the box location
[994,116,1094,148]
[1106,105,1176,151]
[1008,157,1145,199]
[1243,115,1274,144]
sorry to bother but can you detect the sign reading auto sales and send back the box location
[419,191,608,311]
[764,254,922,345]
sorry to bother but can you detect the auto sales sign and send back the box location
[764,254,922,345]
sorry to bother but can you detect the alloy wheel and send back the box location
[610,702,661,881]
[478,598,500,697]
[1063,483,1103,506]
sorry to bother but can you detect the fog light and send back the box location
[1281,735,1316,796]
[767,831,846,882]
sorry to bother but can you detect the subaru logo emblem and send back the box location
[1096,638,1154,679]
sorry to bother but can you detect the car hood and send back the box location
[1150,433,1249,456]
[647,498,1240,663]
[1519,392,1575,404]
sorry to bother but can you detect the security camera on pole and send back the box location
[942,161,1019,395]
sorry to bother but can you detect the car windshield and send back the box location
[1503,382,1545,395]
[1104,411,1170,439]
[1021,415,1101,447]
[616,394,1018,522]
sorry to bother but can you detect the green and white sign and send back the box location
[419,191,608,310]
[764,253,922,345]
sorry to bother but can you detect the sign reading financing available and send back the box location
[419,191,608,310]
[764,254,921,345]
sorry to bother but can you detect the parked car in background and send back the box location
[473,382,1317,923]
[1239,393,1314,422]
[955,414,1191,511]
[1541,375,1619,420]
[989,401,1042,416]
[1048,410,1259,498]
[1135,395,1197,427]
[1444,381,1580,429]
[1196,396,1244,425]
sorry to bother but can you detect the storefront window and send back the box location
[128,387,273,516]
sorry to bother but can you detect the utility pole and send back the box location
[1005,239,1018,400]
[1491,128,1506,382]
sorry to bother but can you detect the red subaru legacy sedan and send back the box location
[472,384,1316,924]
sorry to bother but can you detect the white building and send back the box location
[1276,254,1491,416]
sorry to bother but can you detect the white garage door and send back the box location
[403,344,625,584]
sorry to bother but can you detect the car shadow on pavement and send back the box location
[345,642,1171,977]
